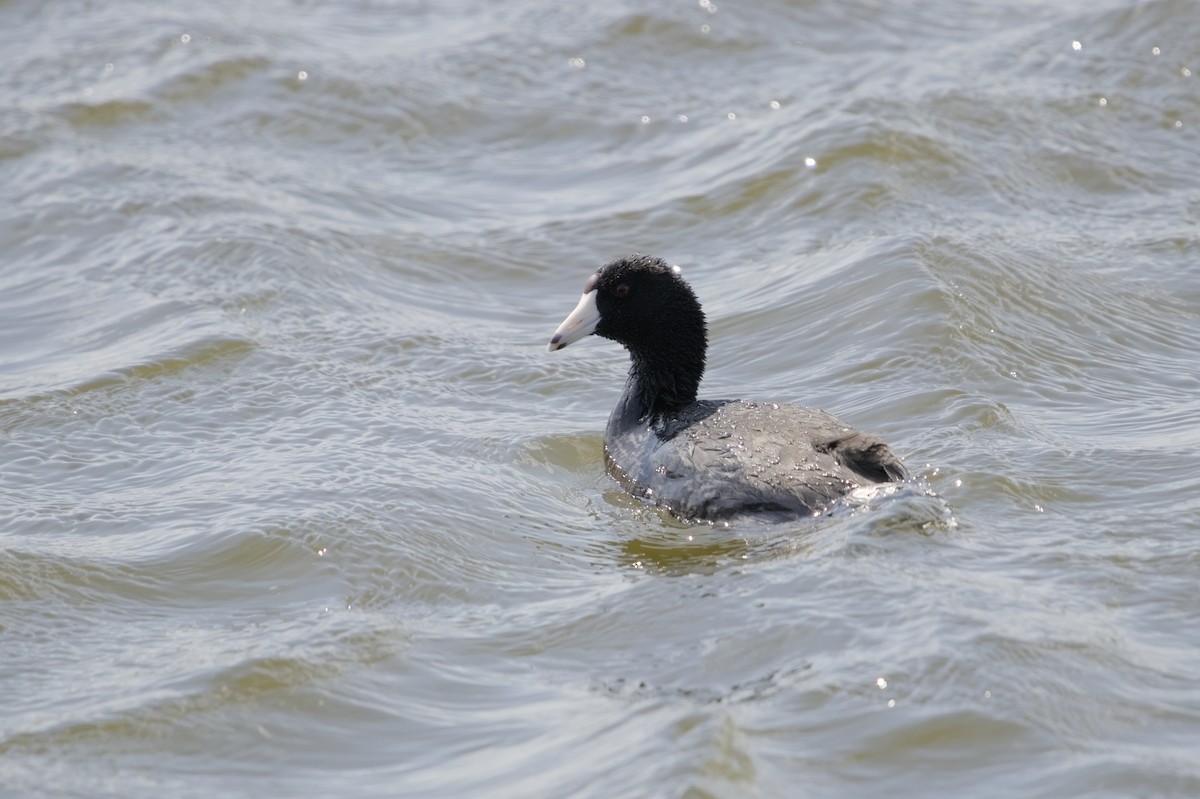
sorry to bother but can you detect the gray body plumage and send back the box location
[605,396,907,521]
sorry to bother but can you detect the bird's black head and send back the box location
[590,255,702,348]
[548,254,707,413]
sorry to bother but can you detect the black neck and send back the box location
[613,336,705,429]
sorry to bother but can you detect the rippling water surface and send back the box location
[2,0,1198,796]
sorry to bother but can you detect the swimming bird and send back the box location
[547,254,908,521]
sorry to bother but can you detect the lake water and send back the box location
[2,0,1198,796]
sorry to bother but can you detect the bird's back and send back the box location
[605,399,908,521]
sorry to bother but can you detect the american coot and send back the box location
[548,254,909,521]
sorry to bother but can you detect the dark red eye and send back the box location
[614,283,631,298]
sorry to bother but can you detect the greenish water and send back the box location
[2,0,1198,796]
